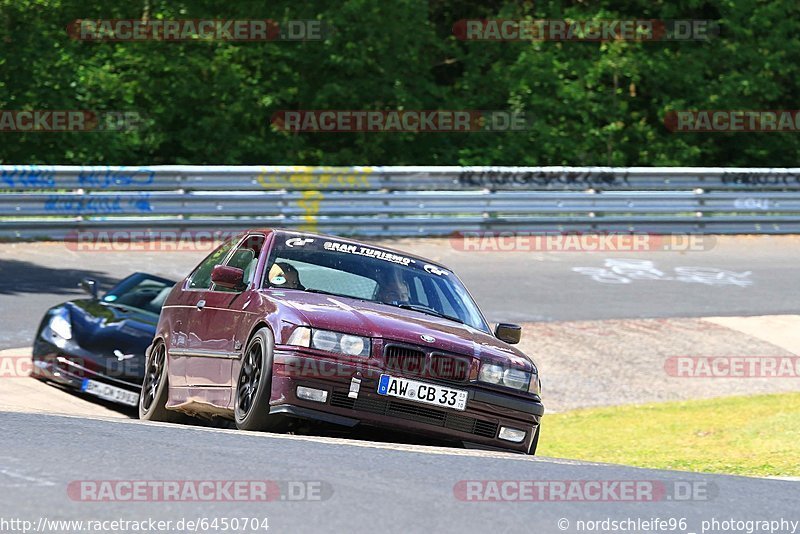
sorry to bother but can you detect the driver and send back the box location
[268,262,305,290]
[375,270,410,304]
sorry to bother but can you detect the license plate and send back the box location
[377,374,468,411]
[81,379,139,407]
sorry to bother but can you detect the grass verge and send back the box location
[538,392,800,477]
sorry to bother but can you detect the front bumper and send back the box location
[270,349,544,453]
[31,338,142,394]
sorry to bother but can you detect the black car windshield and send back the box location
[102,273,174,315]
[265,235,490,332]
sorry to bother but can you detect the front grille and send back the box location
[330,391,498,439]
[429,353,470,381]
[384,345,426,376]
[384,344,471,383]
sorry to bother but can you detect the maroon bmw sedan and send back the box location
[139,229,544,454]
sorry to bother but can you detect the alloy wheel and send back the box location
[141,343,165,412]
[237,340,263,417]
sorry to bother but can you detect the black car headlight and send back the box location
[286,327,371,358]
[43,307,72,348]
[49,307,73,340]
[478,362,534,392]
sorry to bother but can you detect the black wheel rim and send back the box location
[237,340,263,418]
[141,344,165,412]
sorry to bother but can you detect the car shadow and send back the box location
[35,376,474,451]
[0,259,117,296]
[195,415,458,449]
[35,378,139,417]
[296,423,458,449]
[69,396,459,449]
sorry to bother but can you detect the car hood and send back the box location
[269,290,536,371]
[63,299,157,379]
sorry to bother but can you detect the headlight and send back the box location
[530,377,541,395]
[48,308,72,340]
[312,330,339,352]
[286,327,370,358]
[503,367,530,390]
[286,327,311,347]
[340,335,365,356]
[478,363,504,385]
[528,363,540,394]
[478,362,532,392]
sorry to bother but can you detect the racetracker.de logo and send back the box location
[67,19,330,41]
[0,356,32,378]
[274,354,483,380]
[64,230,241,252]
[271,110,530,132]
[67,480,333,502]
[453,19,718,41]
[665,110,800,132]
[0,110,141,132]
[450,232,715,253]
[453,480,716,502]
[665,356,800,378]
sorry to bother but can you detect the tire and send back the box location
[527,423,541,455]
[234,327,284,431]
[139,341,185,423]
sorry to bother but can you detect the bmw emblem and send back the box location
[420,334,436,343]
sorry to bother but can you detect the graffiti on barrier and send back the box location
[721,171,800,187]
[256,166,375,190]
[733,198,771,210]
[0,166,156,189]
[457,169,629,188]
[76,167,155,189]
[44,193,152,214]
[0,168,57,188]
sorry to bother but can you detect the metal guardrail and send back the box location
[1,165,800,238]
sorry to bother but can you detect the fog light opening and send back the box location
[296,386,328,403]
[498,426,526,443]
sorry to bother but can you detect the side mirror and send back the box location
[495,323,522,344]
[211,264,245,290]
[80,278,98,300]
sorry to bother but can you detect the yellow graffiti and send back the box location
[296,190,324,232]
[256,166,374,190]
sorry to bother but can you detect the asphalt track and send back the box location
[1,236,798,534]
[2,235,800,348]
[1,411,798,534]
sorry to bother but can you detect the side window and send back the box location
[187,239,235,290]
[224,234,266,288]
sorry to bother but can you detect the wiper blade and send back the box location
[281,287,365,301]
[392,303,466,325]
[302,288,346,298]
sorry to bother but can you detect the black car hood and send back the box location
[64,299,157,380]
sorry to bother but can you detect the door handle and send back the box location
[196,299,206,310]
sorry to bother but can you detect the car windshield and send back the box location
[101,273,174,315]
[265,235,490,332]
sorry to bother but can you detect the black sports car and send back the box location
[31,272,174,407]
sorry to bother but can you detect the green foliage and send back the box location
[1,0,799,165]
